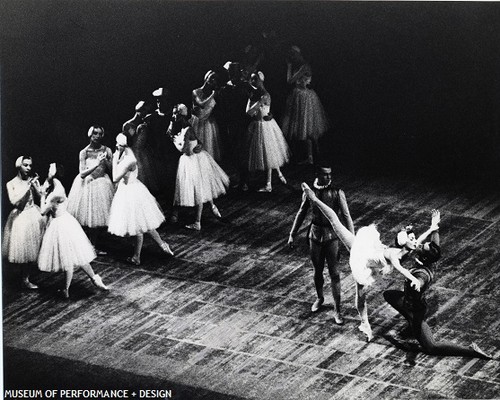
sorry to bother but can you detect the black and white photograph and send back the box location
[1,1,500,399]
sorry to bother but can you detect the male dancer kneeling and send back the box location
[383,210,492,359]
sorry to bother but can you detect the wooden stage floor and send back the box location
[3,166,500,399]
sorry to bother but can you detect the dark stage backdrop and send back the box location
[2,1,500,195]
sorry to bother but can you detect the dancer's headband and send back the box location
[116,133,128,146]
[204,70,216,82]
[15,156,25,168]
[135,101,145,111]
[176,104,188,116]
[88,126,104,137]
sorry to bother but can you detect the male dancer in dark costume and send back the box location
[288,166,355,323]
[383,210,492,359]
[150,87,179,212]
[217,62,252,191]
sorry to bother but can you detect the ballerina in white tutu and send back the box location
[38,163,109,299]
[2,156,45,289]
[108,133,174,265]
[246,71,290,192]
[281,46,330,165]
[190,70,222,162]
[67,125,114,255]
[301,182,422,341]
[168,104,229,231]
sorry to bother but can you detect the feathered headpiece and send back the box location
[176,104,188,116]
[135,101,145,112]
[15,156,24,168]
[116,133,128,146]
[204,70,215,82]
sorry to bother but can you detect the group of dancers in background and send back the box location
[2,45,328,295]
[2,45,493,360]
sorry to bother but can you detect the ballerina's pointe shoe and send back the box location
[23,280,39,290]
[258,183,272,193]
[92,274,109,290]
[59,289,70,299]
[211,204,222,218]
[278,173,287,185]
[126,256,141,266]
[301,182,316,200]
[185,222,201,231]
[471,342,493,359]
[333,310,344,325]
[161,242,174,257]
[311,297,324,312]
[358,322,374,342]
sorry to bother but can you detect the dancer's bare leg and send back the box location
[258,170,273,192]
[80,264,96,279]
[186,204,203,230]
[302,183,355,249]
[148,229,164,246]
[148,229,174,256]
[133,233,144,263]
[356,282,373,341]
[64,269,74,297]
[276,167,287,184]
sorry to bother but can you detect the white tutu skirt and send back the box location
[281,87,330,141]
[190,116,222,161]
[2,206,45,263]
[38,212,96,272]
[174,150,229,207]
[67,175,115,228]
[108,179,165,236]
[247,118,290,171]
[349,225,387,287]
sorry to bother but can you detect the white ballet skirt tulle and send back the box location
[247,118,290,171]
[108,179,165,237]
[38,210,96,272]
[67,174,115,228]
[190,116,221,162]
[281,87,329,141]
[174,150,229,207]
[2,206,45,263]
[349,225,386,287]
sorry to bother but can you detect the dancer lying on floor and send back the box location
[383,210,492,359]
[301,182,421,341]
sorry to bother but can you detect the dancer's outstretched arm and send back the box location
[416,209,440,247]
[302,183,355,250]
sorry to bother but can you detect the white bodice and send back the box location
[114,151,138,184]
[173,126,189,152]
